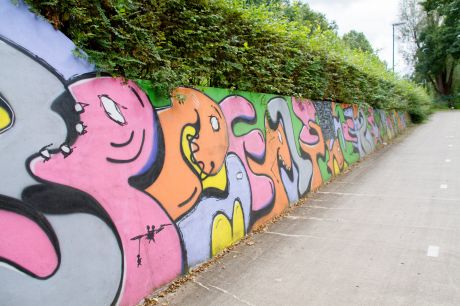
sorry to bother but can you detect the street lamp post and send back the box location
[392,22,405,73]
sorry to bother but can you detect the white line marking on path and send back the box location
[317,191,459,202]
[207,285,256,306]
[440,184,448,189]
[305,205,357,210]
[317,191,382,197]
[306,205,328,209]
[286,215,325,221]
[192,279,210,291]
[427,246,440,257]
[286,216,457,232]
[265,231,320,239]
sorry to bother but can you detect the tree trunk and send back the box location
[432,66,454,107]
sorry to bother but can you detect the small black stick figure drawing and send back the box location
[136,254,142,267]
[130,224,172,267]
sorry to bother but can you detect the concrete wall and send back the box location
[0,1,408,305]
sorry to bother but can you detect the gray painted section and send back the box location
[0,213,122,306]
[358,109,375,155]
[155,112,460,306]
[0,40,68,199]
[0,0,94,80]
[281,163,300,203]
[267,98,313,198]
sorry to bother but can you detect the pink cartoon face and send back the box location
[30,77,155,185]
[27,77,182,305]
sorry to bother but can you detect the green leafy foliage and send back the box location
[23,0,431,120]
[278,1,337,33]
[342,30,374,54]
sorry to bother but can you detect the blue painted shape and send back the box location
[0,0,94,80]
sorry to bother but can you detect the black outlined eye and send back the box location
[210,116,220,132]
[99,95,127,126]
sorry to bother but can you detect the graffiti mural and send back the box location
[0,1,409,306]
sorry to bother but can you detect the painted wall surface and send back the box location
[0,1,408,305]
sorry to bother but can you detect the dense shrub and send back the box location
[23,0,432,119]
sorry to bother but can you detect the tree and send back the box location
[398,0,425,72]
[243,0,337,33]
[244,0,288,5]
[399,0,460,105]
[342,30,374,53]
[282,1,337,33]
[419,0,460,102]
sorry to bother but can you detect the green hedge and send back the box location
[23,0,432,120]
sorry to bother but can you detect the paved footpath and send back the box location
[153,111,460,306]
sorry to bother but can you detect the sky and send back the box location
[304,0,409,75]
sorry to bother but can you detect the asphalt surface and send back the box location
[153,111,460,306]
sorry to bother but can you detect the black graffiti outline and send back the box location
[129,86,145,108]
[110,131,134,148]
[106,129,145,164]
[98,94,128,127]
[0,34,123,304]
